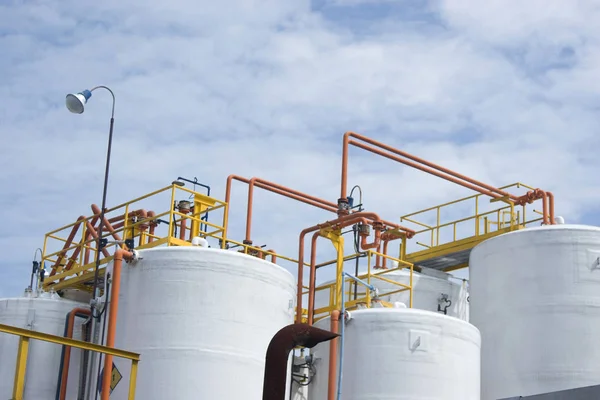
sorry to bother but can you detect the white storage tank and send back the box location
[0,290,88,399]
[314,266,469,320]
[469,224,600,399]
[308,308,481,399]
[107,247,297,400]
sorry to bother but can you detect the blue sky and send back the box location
[1,0,600,297]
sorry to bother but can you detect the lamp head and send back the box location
[65,89,92,114]
[172,180,185,187]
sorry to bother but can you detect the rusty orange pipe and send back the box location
[101,249,133,400]
[246,176,340,242]
[328,310,340,400]
[91,205,123,242]
[375,242,382,269]
[342,132,557,225]
[59,307,91,400]
[79,220,111,263]
[514,188,554,224]
[226,174,415,242]
[51,216,85,273]
[380,240,388,269]
[225,175,337,243]
[266,249,277,264]
[340,132,516,202]
[179,208,190,241]
[546,191,555,224]
[83,214,101,265]
[540,191,549,225]
[107,214,125,223]
[297,212,385,324]
[226,174,337,215]
[350,140,505,200]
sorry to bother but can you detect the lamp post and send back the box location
[65,86,115,310]
[65,86,115,400]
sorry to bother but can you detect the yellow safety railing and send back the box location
[311,250,414,323]
[41,183,228,291]
[222,238,304,266]
[400,182,544,250]
[0,322,140,400]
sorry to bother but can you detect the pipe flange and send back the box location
[372,221,384,232]
[357,223,371,237]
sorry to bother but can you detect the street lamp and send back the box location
[66,86,116,400]
[65,86,115,313]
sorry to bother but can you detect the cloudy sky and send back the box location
[1,0,600,297]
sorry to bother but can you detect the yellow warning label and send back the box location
[111,363,122,393]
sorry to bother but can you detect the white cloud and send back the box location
[1,0,599,296]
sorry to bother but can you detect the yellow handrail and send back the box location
[0,322,140,400]
[41,184,229,291]
[311,250,414,322]
[400,182,544,251]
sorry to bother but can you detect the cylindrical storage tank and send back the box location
[0,291,88,399]
[108,247,296,400]
[308,308,481,400]
[314,267,469,320]
[470,224,600,399]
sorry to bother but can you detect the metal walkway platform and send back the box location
[401,183,544,272]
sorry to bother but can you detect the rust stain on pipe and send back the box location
[262,323,338,400]
[100,249,133,400]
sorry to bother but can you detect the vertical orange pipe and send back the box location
[375,242,382,269]
[101,249,133,400]
[59,307,91,400]
[546,191,555,224]
[328,310,340,400]
[179,210,189,241]
[266,250,277,263]
[540,191,549,225]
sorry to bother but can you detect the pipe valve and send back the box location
[337,198,351,215]
[357,223,371,237]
